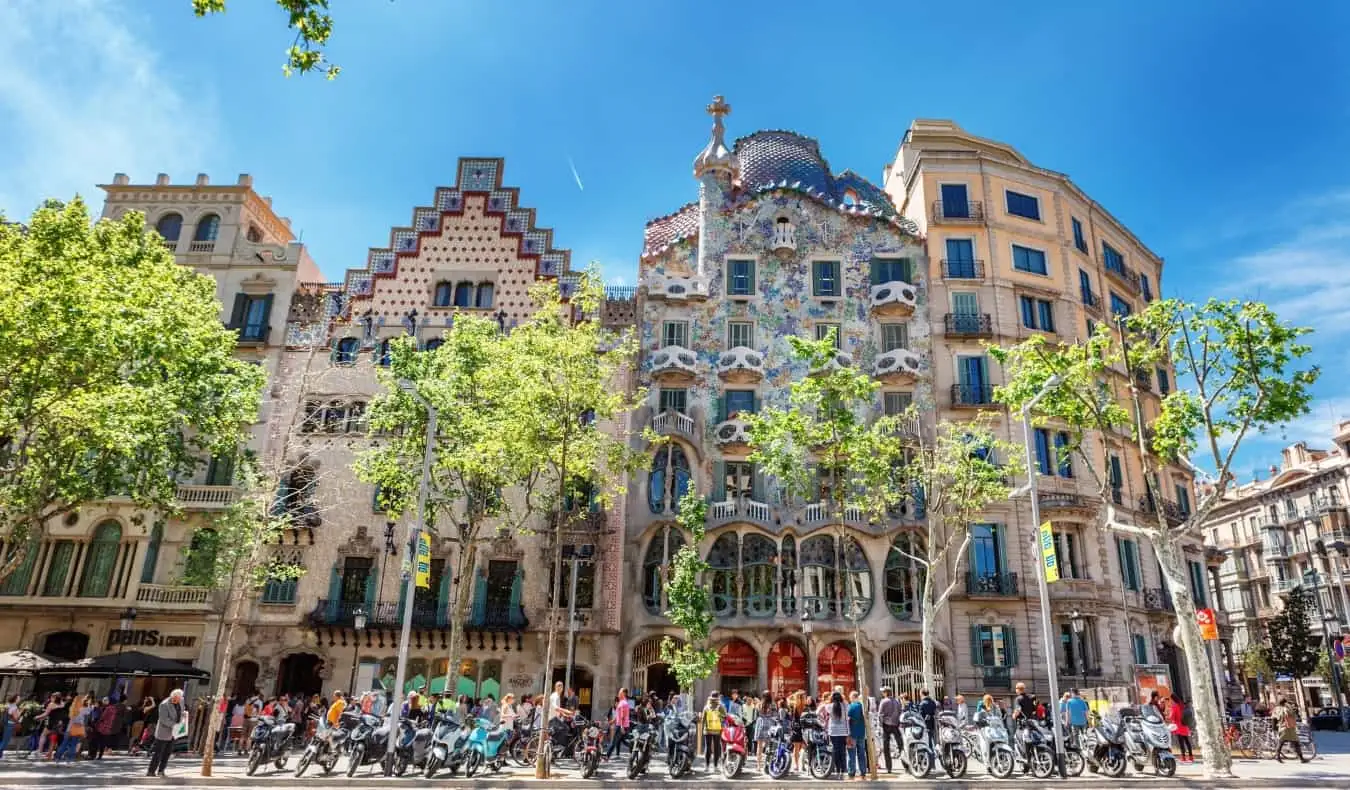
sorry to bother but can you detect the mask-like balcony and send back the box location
[717,346,765,383]
[809,351,853,376]
[872,348,922,383]
[647,275,710,301]
[650,345,698,383]
[771,219,796,254]
[650,408,697,444]
[869,280,918,317]
[713,417,751,448]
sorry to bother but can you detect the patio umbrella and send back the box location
[0,649,57,677]
[46,650,209,680]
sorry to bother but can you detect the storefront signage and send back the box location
[508,674,535,689]
[1039,521,1059,583]
[106,629,197,650]
[718,641,758,677]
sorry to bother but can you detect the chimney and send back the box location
[155,173,170,186]
[195,173,209,186]
[112,173,129,185]
[237,174,253,187]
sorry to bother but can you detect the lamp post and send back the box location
[801,610,814,698]
[348,607,367,694]
[112,607,137,700]
[562,544,594,698]
[1070,609,1086,695]
[1015,372,1068,777]
[1302,568,1346,727]
[386,379,437,774]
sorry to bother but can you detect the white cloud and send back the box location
[0,0,219,217]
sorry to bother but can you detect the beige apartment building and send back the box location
[1201,426,1350,704]
[883,120,1225,698]
[0,173,322,701]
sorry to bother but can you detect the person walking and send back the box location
[0,695,18,758]
[753,692,774,772]
[146,690,185,777]
[700,693,725,771]
[92,698,118,759]
[846,690,868,780]
[1167,693,1193,763]
[1271,697,1309,763]
[55,694,89,761]
[877,687,902,774]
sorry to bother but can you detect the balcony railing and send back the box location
[941,259,985,279]
[931,200,985,223]
[188,240,216,254]
[651,409,696,443]
[1039,492,1095,512]
[944,313,992,337]
[966,571,1019,597]
[950,383,994,408]
[1134,371,1153,392]
[708,497,774,529]
[175,484,238,509]
[1138,495,1187,527]
[1262,534,1289,560]
[136,584,212,606]
[799,502,867,527]
[1081,290,1102,313]
[981,666,1012,688]
[1143,587,1175,613]
[226,322,270,345]
[1103,260,1141,295]
[309,598,527,630]
[1271,577,1298,595]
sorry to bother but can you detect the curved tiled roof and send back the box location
[642,201,698,258]
[734,131,834,198]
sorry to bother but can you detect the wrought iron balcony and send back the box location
[1143,587,1175,613]
[941,259,985,279]
[981,666,1012,688]
[1038,492,1097,513]
[1134,370,1153,392]
[944,313,992,338]
[1138,495,1187,527]
[1081,290,1102,314]
[1103,260,1142,295]
[950,383,994,408]
[308,598,526,631]
[966,571,1019,597]
[931,200,985,224]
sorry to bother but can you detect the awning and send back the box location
[0,649,58,677]
[46,650,209,680]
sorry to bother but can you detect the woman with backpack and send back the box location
[1270,698,1310,763]
[1167,694,1193,763]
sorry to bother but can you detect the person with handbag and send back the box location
[1270,698,1310,763]
[146,689,185,777]
[55,694,90,761]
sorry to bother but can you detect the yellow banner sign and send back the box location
[414,531,432,589]
[1039,521,1059,583]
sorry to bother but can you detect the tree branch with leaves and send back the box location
[659,490,718,694]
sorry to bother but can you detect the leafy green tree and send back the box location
[356,314,535,705]
[495,273,645,777]
[658,490,718,693]
[0,198,264,585]
[1269,588,1320,683]
[192,0,340,78]
[746,332,912,780]
[1242,643,1273,685]
[993,298,1317,778]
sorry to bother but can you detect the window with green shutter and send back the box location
[881,324,908,352]
[78,521,122,597]
[812,260,841,297]
[41,541,75,597]
[971,624,1015,667]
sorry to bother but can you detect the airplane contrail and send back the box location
[567,156,584,191]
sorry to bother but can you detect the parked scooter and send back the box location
[1079,715,1128,778]
[795,712,834,779]
[1013,718,1055,778]
[962,709,1014,779]
[576,719,603,778]
[1122,706,1176,777]
[295,712,353,777]
[934,711,968,778]
[246,712,296,776]
[626,720,657,780]
[720,714,748,778]
[763,722,795,779]
[664,712,694,778]
[897,709,935,778]
[392,714,434,776]
[344,713,391,777]
[465,716,511,776]
[424,712,469,778]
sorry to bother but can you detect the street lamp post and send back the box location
[1070,609,1086,695]
[113,607,137,700]
[801,610,814,698]
[562,545,594,697]
[387,379,437,774]
[348,607,367,694]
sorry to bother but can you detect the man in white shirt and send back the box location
[1240,696,1254,719]
[549,681,572,720]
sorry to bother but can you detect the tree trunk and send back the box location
[200,583,247,776]
[438,542,477,701]
[1155,537,1233,778]
[534,515,566,778]
[921,576,937,691]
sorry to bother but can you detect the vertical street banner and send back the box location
[1195,608,1219,640]
[415,531,431,589]
[1039,521,1059,583]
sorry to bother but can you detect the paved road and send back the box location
[1,732,1347,788]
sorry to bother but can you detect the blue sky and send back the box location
[2,0,1349,476]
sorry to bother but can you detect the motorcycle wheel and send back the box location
[669,750,689,778]
[1030,745,1055,779]
[246,746,264,776]
[989,747,1014,779]
[1154,751,1177,777]
[767,751,790,780]
[424,755,440,779]
[809,748,833,779]
[322,753,339,775]
[466,750,483,778]
[627,751,642,780]
[1064,749,1085,777]
[295,749,313,777]
[722,751,743,779]
[1100,749,1127,778]
[907,747,933,779]
[394,753,409,777]
[274,757,286,770]
[580,751,598,779]
[346,744,364,777]
[945,749,968,779]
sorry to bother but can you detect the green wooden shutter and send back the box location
[328,338,340,365]
[1006,627,1019,666]
[508,566,525,627]
[712,395,724,425]
[751,466,765,502]
[471,569,488,625]
[229,293,248,328]
[327,566,341,620]
[258,294,274,330]
[437,565,452,627]
[396,577,407,622]
[994,524,1008,576]
[869,258,882,286]
[364,565,379,611]
[712,461,725,501]
[970,624,984,666]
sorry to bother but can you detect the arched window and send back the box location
[184,528,218,582]
[246,224,263,243]
[642,527,685,614]
[780,535,798,615]
[193,213,220,241]
[141,523,163,584]
[322,400,346,433]
[77,521,122,597]
[648,444,692,514]
[453,282,473,308]
[885,534,923,620]
[333,337,360,365]
[155,213,183,242]
[346,401,367,433]
[707,533,739,617]
[742,534,778,617]
[475,283,495,308]
[433,282,453,307]
[841,536,873,619]
[799,535,837,617]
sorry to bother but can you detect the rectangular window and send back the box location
[971,523,1005,577]
[725,461,754,499]
[1110,292,1132,318]
[1033,428,1053,476]
[1102,242,1126,275]
[1116,537,1142,591]
[812,260,841,297]
[1131,634,1148,665]
[1072,217,1087,252]
[1140,273,1153,301]
[662,320,688,348]
[1038,300,1055,332]
[957,356,990,404]
[261,576,298,604]
[1019,296,1037,329]
[881,324,909,352]
[1157,367,1170,394]
[1079,269,1094,304]
[883,391,913,416]
[205,455,234,486]
[1060,621,1097,671]
[815,322,841,348]
[1086,318,1097,338]
[951,291,979,316]
[1176,483,1191,515]
[1018,296,1055,331]
[1054,531,1080,579]
[940,184,970,218]
[723,389,757,419]
[973,625,1015,667]
[658,388,688,414]
[945,239,976,277]
[550,556,595,610]
[1005,190,1041,220]
[870,257,914,285]
[1012,244,1048,275]
[727,321,754,349]
[727,258,756,296]
[1188,560,1208,607]
[1109,454,1124,496]
[228,293,274,343]
[1054,431,1073,478]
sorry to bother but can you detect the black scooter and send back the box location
[246,713,296,776]
[344,713,392,776]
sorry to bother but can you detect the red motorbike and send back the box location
[721,714,748,778]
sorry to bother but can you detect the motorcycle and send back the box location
[576,718,603,778]
[799,713,835,780]
[245,712,296,776]
[934,711,968,778]
[465,716,511,777]
[626,720,657,779]
[424,712,469,778]
[720,714,748,778]
[1123,706,1176,777]
[344,713,391,777]
[963,709,1014,778]
[547,714,586,764]
[1013,718,1056,778]
[295,712,352,777]
[898,709,934,778]
[664,712,694,778]
[763,722,795,779]
[1079,716,1128,778]
[392,714,434,776]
